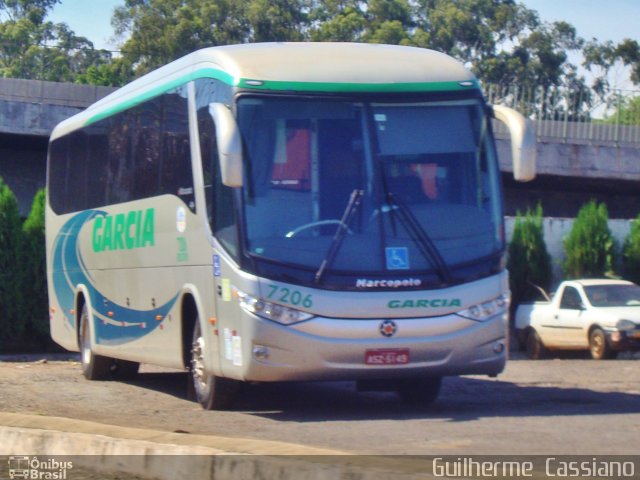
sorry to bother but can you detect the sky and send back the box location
[47,0,639,52]
[522,0,638,44]
[46,0,639,91]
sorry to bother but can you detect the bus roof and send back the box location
[51,42,478,139]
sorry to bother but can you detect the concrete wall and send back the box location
[0,147,44,215]
[0,78,116,214]
[0,78,115,136]
[496,137,640,182]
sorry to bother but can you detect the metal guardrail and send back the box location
[486,84,640,147]
[492,118,640,146]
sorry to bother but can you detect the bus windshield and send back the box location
[236,95,504,286]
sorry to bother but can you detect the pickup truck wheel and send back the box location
[589,328,617,360]
[525,329,546,360]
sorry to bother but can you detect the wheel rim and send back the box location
[81,318,92,366]
[191,335,209,392]
[591,332,604,357]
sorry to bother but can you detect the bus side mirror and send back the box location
[491,105,536,182]
[209,103,243,187]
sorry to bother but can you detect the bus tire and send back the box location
[189,321,239,410]
[397,376,442,405]
[79,304,112,380]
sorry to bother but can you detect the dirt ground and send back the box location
[1,351,639,455]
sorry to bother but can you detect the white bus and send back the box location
[46,43,535,409]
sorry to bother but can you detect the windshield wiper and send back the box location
[314,189,364,285]
[385,191,453,285]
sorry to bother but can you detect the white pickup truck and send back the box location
[515,279,640,359]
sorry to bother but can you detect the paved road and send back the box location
[1,353,639,455]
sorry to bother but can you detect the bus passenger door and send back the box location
[196,93,245,378]
[212,252,245,376]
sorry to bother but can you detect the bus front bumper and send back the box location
[229,311,508,382]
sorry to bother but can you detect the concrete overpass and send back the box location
[1,77,639,217]
[0,78,115,214]
[496,125,640,219]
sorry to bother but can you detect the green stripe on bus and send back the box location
[237,79,478,93]
[85,69,477,125]
[84,68,237,125]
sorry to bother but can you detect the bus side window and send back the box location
[196,80,238,258]
[131,99,162,200]
[48,135,70,214]
[161,89,195,211]
[197,108,217,225]
[86,124,109,210]
[106,116,132,205]
[65,131,89,213]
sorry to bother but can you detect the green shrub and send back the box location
[22,189,50,349]
[622,214,640,284]
[507,204,552,319]
[0,178,25,350]
[563,200,615,278]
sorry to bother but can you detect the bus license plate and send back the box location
[365,348,410,365]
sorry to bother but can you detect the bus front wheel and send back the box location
[79,304,112,380]
[189,321,239,410]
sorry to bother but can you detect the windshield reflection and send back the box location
[585,284,640,307]
[237,95,503,283]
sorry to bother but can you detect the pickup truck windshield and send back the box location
[584,284,640,307]
[237,95,504,285]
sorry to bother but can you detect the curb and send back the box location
[0,412,432,479]
[0,412,345,456]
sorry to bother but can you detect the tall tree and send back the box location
[308,0,367,42]
[507,204,552,325]
[112,0,310,77]
[583,38,640,96]
[0,0,113,82]
[0,177,25,351]
[22,189,49,349]
[109,0,615,105]
[247,0,308,42]
[563,200,615,279]
[413,0,537,65]
[600,95,640,126]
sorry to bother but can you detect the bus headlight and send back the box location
[457,294,509,322]
[236,290,314,325]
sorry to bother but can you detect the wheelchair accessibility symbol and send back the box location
[385,247,410,270]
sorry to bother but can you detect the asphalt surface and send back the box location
[1,351,639,479]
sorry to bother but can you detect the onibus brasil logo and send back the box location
[8,456,73,479]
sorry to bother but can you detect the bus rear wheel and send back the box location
[190,321,239,410]
[79,304,112,380]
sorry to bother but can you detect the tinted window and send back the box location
[195,78,238,258]
[560,287,582,310]
[48,135,70,213]
[48,86,195,214]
